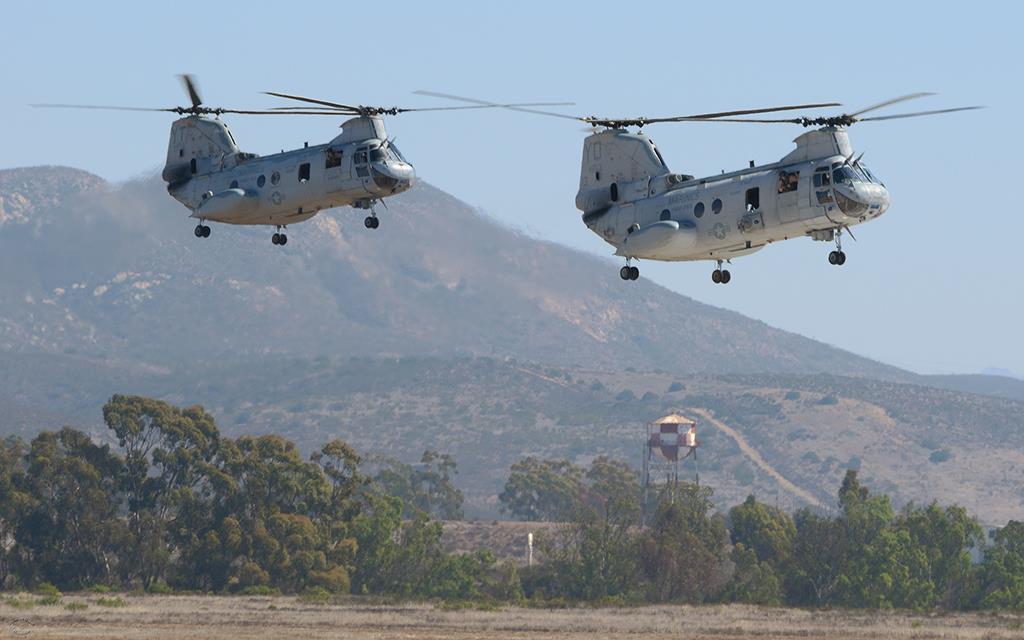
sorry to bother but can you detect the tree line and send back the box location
[0,395,1022,610]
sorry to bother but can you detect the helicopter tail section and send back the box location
[575,130,668,213]
[162,117,242,189]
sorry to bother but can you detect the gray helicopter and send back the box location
[36,76,570,245]
[419,91,979,282]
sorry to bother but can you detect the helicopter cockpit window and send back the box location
[369,147,386,162]
[860,164,881,184]
[813,169,831,187]
[354,148,368,164]
[325,148,342,169]
[832,166,857,185]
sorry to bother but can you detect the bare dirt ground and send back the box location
[3,594,1024,640]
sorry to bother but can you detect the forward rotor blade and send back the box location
[31,103,180,113]
[264,91,363,112]
[857,106,984,122]
[180,74,203,109]
[414,90,585,121]
[268,101,575,113]
[850,92,933,117]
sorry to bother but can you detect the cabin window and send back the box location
[190,158,197,175]
[179,149,184,158]
[595,171,600,181]
[257,175,266,188]
[298,163,310,183]
[325,149,342,169]
[745,188,760,211]
[778,170,799,193]
[610,183,619,202]
[230,180,238,189]
[712,198,723,215]
[693,202,705,218]
[660,209,671,221]
[813,170,831,188]
[354,149,368,164]
[271,171,280,185]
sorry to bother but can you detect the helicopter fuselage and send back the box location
[164,115,414,227]
[577,127,889,263]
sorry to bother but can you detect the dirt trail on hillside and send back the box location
[689,408,825,509]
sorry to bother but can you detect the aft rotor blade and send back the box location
[857,106,984,122]
[645,102,842,123]
[31,103,180,112]
[180,74,203,109]
[263,91,363,112]
[850,92,933,117]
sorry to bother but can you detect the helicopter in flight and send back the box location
[35,76,571,245]
[418,91,980,282]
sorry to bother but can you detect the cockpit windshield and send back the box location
[832,166,858,185]
[368,143,406,164]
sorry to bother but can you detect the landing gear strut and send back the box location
[711,260,731,284]
[193,222,211,238]
[828,229,847,266]
[619,260,639,281]
[272,225,288,246]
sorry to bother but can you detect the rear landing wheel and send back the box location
[711,269,722,284]
[194,224,210,238]
[364,216,379,229]
[620,266,631,281]
[720,269,731,284]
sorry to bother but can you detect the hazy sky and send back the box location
[2,2,1021,376]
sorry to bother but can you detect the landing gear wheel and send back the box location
[720,269,731,284]
[272,233,280,245]
[828,250,839,265]
[836,251,846,265]
[202,225,210,237]
[620,266,631,281]
[364,216,379,229]
[279,233,287,245]
[711,269,722,284]
[629,266,639,280]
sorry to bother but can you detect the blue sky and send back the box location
[2,1,1021,375]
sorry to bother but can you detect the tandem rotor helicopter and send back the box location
[35,76,571,245]
[419,91,981,283]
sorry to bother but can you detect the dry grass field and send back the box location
[2,594,1023,640]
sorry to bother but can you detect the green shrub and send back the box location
[86,584,113,593]
[309,565,351,594]
[929,449,952,464]
[4,596,35,609]
[96,597,127,608]
[65,601,88,611]
[36,595,62,606]
[240,585,281,596]
[817,395,839,406]
[34,582,62,597]
[148,581,174,594]
[298,586,331,604]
